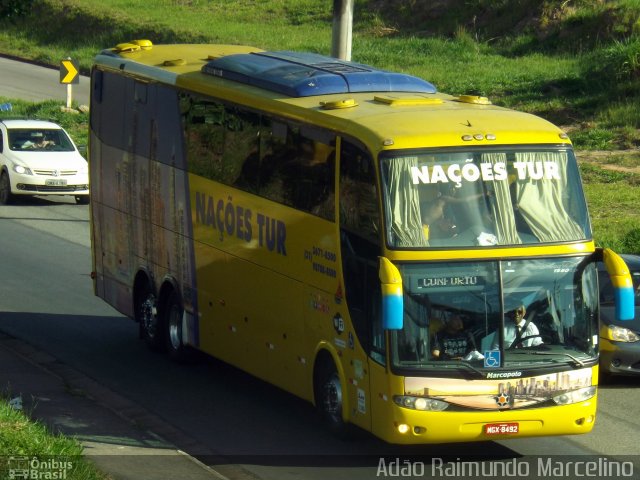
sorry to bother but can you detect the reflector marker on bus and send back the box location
[373,95,443,106]
[115,43,140,53]
[132,39,153,50]
[461,133,497,142]
[455,95,492,105]
[320,99,358,110]
[164,59,186,67]
[201,51,437,97]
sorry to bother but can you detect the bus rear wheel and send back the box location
[136,288,164,352]
[315,359,350,438]
[163,290,195,363]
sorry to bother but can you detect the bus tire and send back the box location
[314,358,351,438]
[163,290,195,363]
[136,285,164,352]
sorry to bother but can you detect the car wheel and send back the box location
[163,290,195,363]
[75,195,89,205]
[0,172,14,205]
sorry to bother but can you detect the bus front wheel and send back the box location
[315,359,350,438]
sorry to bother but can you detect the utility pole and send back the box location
[331,0,353,61]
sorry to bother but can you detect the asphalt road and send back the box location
[0,55,90,105]
[0,58,639,480]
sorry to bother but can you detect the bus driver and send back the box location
[492,304,544,349]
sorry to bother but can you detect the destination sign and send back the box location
[417,275,483,289]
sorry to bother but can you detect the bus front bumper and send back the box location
[377,396,597,445]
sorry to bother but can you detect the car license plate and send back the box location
[485,422,519,435]
[45,179,67,186]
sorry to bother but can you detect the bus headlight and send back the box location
[394,395,448,411]
[552,386,596,405]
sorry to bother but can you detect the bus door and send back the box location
[338,139,383,431]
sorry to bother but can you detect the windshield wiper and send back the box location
[438,361,486,376]
[509,350,587,367]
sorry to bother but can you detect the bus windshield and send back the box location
[391,257,599,371]
[380,148,590,248]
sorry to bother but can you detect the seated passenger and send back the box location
[421,199,456,241]
[25,134,55,149]
[432,314,477,360]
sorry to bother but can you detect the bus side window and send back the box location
[222,107,260,188]
[256,120,335,220]
[290,137,335,220]
[339,141,379,241]
[183,99,225,181]
[256,121,297,205]
[183,97,260,186]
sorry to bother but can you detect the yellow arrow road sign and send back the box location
[60,59,79,84]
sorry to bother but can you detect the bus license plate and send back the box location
[46,179,67,186]
[485,422,519,435]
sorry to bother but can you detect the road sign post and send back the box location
[60,58,79,109]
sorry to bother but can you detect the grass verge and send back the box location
[0,0,639,150]
[0,400,109,479]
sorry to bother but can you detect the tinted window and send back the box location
[339,140,379,241]
[182,94,335,221]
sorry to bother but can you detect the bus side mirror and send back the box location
[379,256,403,330]
[599,248,634,321]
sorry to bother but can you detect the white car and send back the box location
[0,119,89,205]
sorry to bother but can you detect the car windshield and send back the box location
[8,128,75,152]
[391,257,599,372]
[380,147,590,248]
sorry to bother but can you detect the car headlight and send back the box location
[603,325,640,343]
[552,386,596,405]
[394,395,449,411]
[13,164,33,175]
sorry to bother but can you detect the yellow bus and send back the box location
[89,40,634,444]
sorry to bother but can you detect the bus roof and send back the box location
[95,41,571,151]
[201,50,436,97]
